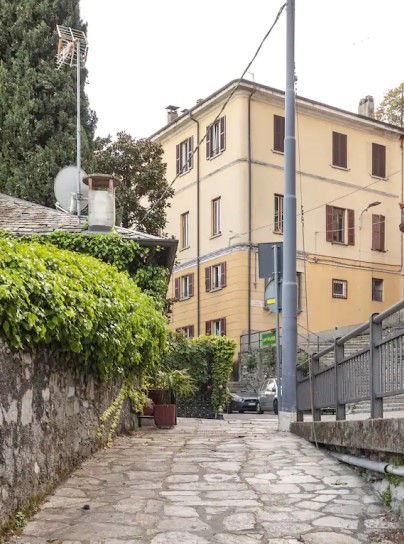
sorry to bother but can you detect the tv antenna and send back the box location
[54,166,88,214]
[56,25,89,219]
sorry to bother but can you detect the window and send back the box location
[206,117,226,159]
[372,278,383,302]
[332,132,347,168]
[181,212,189,249]
[176,325,195,339]
[372,143,386,178]
[274,194,284,233]
[205,318,226,336]
[372,214,385,251]
[176,137,194,175]
[174,273,194,300]
[332,279,347,299]
[212,197,221,236]
[205,262,226,291]
[326,205,355,245]
[273,115,285,153]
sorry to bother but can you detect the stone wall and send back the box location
[0,340,136,525]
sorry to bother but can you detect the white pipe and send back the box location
[330,451,404,477]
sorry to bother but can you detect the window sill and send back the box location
[207,150,225,161]
[372,299,383,303]
[178,168,192,177]
[179,296,192,302]
[209,287,224,293]
[179,246,190,252]
[370,174,388,181]
[210,232,222,239]
[271,149,284,155]
[272,230,283,236]
[330,241,348,246]
[371,248,387,253]
[330,164,350,171]
[332,296,347,300]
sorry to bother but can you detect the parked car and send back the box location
[256,379,278,415]
[226,391,258,413]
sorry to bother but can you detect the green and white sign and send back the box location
[261,331,276,347]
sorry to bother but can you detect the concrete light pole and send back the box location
[279,0,297,432]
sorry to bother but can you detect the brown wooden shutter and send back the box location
[333,132,347,168]
[220,262,226,288]
[220,116,226,152]
[189,273,194,297]
[174,277,180,299]
[188,136,193,169]
[189,325,194,338]
[206,126,212,159]
[326,205,333,242]
[176,144,180,175]
[372,214,381,250]
[221,318,226,336]
[274,115,285,152]
[347,209,355,245]
[205,267,211,292]
[372,143,386,178]
[380,215,385,251]
[205,320,211,335]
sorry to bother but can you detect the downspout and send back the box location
[400,135,404,298]
[190,113,201,335]
[247,89,256,349]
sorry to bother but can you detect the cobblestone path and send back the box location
[10,418,404,543]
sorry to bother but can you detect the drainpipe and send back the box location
[330,451,404,477]
[401,135,404,298]
[190,113,201,335]
[247,88,256,349]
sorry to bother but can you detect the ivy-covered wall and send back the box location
[0,339,135,526]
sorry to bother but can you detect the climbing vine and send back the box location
[0,237,167,379]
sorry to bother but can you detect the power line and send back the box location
[139,3,287,227]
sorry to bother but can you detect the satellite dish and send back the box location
[54,166,88,213]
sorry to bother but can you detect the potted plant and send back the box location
[150,368,196,428]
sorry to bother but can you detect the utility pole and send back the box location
[279,0,297,431]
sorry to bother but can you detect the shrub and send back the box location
[0,237,167,379]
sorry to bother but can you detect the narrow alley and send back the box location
[10,419,404,544]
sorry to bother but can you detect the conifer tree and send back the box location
[0,0,96,206]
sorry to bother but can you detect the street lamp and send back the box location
[359,201,381,229]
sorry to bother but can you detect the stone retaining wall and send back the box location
[0,340,136,525]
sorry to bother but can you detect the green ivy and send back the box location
[0,237,167,379]
[0,231,170,303]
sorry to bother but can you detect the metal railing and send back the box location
[297,299,404,421]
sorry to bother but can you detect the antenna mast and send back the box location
[56,25,88,219]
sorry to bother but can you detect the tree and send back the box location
[0,0,96,206]
[93,132,174,235]
[376,83,404,127]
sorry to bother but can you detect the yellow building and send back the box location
[151,80,404,349]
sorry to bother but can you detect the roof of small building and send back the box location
[0,192,177,269]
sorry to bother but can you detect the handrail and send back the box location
[316,344,334,358]
[336,322,369,345]
[373,299,404,324]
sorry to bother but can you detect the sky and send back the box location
[80,0,404,140]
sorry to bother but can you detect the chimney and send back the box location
[358,96,375,118]
[82,174,120,232]
[166,105,179,124]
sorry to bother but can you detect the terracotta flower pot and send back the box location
[154,404,176,428]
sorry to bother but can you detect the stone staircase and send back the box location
[348,394,404,415]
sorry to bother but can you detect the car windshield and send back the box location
[260,379,276,391]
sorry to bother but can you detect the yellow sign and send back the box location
[266,298,276,305]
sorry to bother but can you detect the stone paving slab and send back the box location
[8,418,404,543]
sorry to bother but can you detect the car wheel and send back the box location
[239,410,245,414]
[256,402,264,415]
[273,399,279,415]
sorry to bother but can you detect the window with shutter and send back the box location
[273,115,285,153]
[174,277,180,300]
[274,194,284,233]
[347,209,355,246]
[220,262,226,288]
[206,117,226,159]
[372,214,385,251]
[372,143,386,178]
[326,205,354,245]
[205,267,211,292]
[189,273,194,297]
[205,320,212,335]
[220,318,226,336]
[332,132,347,168]
[212,197,221,235]
[181,212,189,249]
[372,278,383,302]
[177,137,193,175]
[326,205,333,242]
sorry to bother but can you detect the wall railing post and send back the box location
[311,353,321,421]
[334,337,346,420]
[370,313,383,419]
[296,368,304,421]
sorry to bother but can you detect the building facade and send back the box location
[151,80,404,349]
